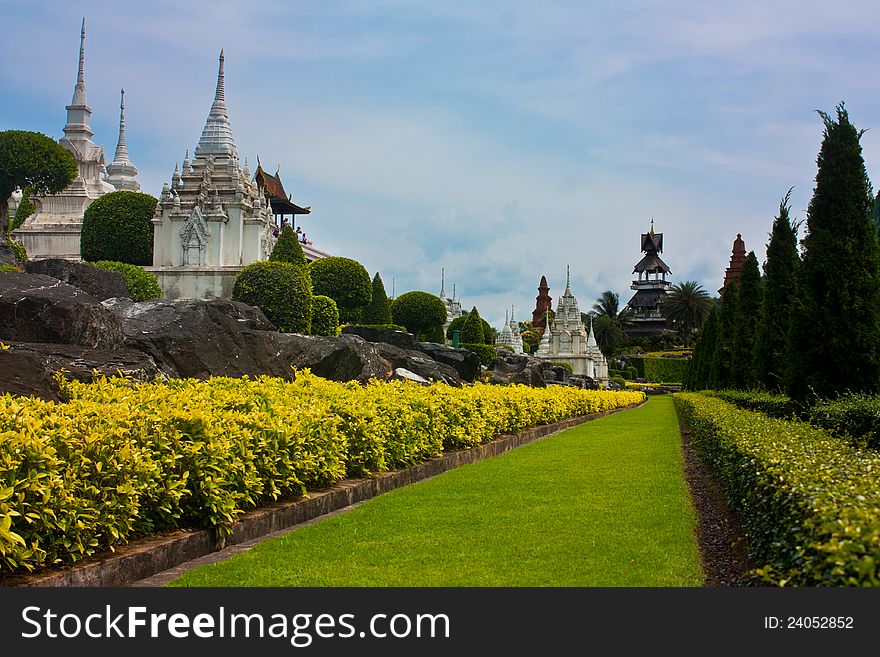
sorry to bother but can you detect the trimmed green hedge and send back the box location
[310,295,339,336]
[675,392,880,586]
[629,356,689,383]
[463,343,496,366]
[232,261,312,333]
[352,323,409,333]
[391,291,447,337]
[81,191,158,265]
[810,395,880,449]
[706,389,801,420]
[91,261,162,301]
[309,256,372,323]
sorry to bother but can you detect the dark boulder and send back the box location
[415,341,481,383]
[373,342,462,386]
[278,333,391,383]
[25,259,129,301]
[342,325,418,350]
[10,342,163,384]
[0,273,123,349]
[488,350,550,387]
[0,348,62,401]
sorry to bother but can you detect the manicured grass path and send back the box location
[169,396,702,586]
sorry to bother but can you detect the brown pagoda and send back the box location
[531,275,553,328]
[720,234,747,293]
[625,220,672,337]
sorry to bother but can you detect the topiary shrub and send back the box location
[419,324,446,344]
[232,261,312,333]
[269,225,306,266]
[362,272,392,325]
[446,315,467,340]
[81,191,158,265]
[311,295,339,336]
[391,291,447,337]
[481,318,494,343]
[91,260,162,301]
[11,186,34,231]
[460,307,485,344]
[462,343,496,366]
[309,256,372,324]
[612,376,627,389]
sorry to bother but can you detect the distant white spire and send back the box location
[587,316,598,348]
[564,265,572,296]
[63,17,94,142]
[195,49,238,159]
[439,267,446,299]
[107,88,141,191]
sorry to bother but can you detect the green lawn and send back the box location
[169,395,702,586]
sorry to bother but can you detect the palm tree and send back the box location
[662,281,712,346]
[585,291,634,353]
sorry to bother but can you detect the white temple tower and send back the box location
[106,89,141,192]
[147,50,277,299]
[14,18,115,260]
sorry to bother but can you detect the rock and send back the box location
[551,365,570,383]
[392,368,431,385]
[102,297,289,379]
[373,342,462,386]
[570,375,600,390]
[488,351,549,387]
[10,342,163,384]
[341,325,480,383]
[279,333,391,383]
[0,348,62,401]
[25,259,129,301]
[0,273,123,349]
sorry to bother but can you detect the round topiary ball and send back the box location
[232,261,312,333]
[391,290,447,337]
[81,191,158,265]
[308,256,372,323]
[311,294,339,336]
[91,260,162,301]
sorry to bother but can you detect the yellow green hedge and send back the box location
[675,392,880,586]
[0,372,643,574]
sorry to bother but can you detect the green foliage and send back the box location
[7,238,26,264]
[391,291,447,336]
[0,264,21,272]
[662,281,711,346]
[612,376,627,389]
[705,389,801,420]
[550,361,574,375]
[675,392,880,585]
[481,318,494,344]
[81,191,158,265]
[629,356,689,384]
[685,309,718,390]
[310,295,339,336]
[309,256,372,323]
[461,306,485,344]
[810,395,880,449]
[269,225,306,266]
[462,343,497,366]
[11,186,34,231]
[233,261,312,333]
[709,280,738,389]
[731,252,763,389]
[91,261,162,301]
[0,130,77,244]
[445,315,467,340]
[755,191,800,391]
[353,323,408,332]
[419,324,446,344]
[362,272,392,325]
[786,104,880,401]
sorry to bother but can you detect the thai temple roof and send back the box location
[195,50,238,159]
[255,162,310,215]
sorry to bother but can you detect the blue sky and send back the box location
[3,0,880,329]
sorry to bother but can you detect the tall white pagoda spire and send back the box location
[439,267,446,300]
[107,89,141,191]
[195,49,238,159]
[564,264,572,296]
[63,17,94,142]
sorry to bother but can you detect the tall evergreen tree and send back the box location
[731,252,763,389]
[269,225,307,265]
[687,308,718,390]
[786,104,880,400]
[709,280,738,389]
[755,191,800,390]
[460,306,485,344]
[362,272,392,325]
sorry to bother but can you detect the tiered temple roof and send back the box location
[626,220,672,335]
[721,233,747,292]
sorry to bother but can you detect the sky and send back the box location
[3,0,880,330]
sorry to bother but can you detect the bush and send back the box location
[810,394,880,449]
[612,376,627,389]
[705,389,801,420]
[446,315,467,340]
[463,343,497,366]
[391,291,447,336]
[310,295,339,336]
[309,256,372,323]
[0,372,644,574]
[7,237,26,264]
[0,264,21,272]
[80,191,158,265]
[628,356,689,383]
[362,273,392,325]
[353,323,409,332]
[675,392,880,586]
[90,261,162,301]
[11,187,34,231]
[461,307,485,344]
[419,324,446,344]
[232,261,312,333]
[269,225,306,266]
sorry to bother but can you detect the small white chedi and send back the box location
[148,50,277,299]
[534,267,609,380]
[497,306,525,354]
[438,268,465,341]
[14,19,137,260]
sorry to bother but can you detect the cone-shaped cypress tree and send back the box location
[709,279,738,389]
[687,308,718,390]
[786,104,880,401]
[361,272,392,325]
[755,191,800,390]
[460,306,485,344]
[731,252,763,389]
[269,225,307,265]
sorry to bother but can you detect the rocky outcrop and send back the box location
[0,273,123,349]
[0,348,62,401]
[10,342,163,384]
[342,325,418,350]
[25,259,129,301]
[372,342,462,386]
[488,349,551,387]
[279,333,391,383]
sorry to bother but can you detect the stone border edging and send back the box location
[5,400,644,588]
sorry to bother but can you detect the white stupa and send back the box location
[106,89,141,192]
